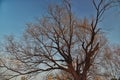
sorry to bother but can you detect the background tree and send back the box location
[0,56,11,80]
[98,45,120,79]
[1,0,120,80]
[21,76,27,80]
[45,70,73,80]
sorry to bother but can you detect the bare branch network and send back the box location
[0,0,120,80]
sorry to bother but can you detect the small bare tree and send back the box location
[1,0,119,80]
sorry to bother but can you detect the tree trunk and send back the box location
[81,73,87,80]
[72,71,80,80]
[68,63,81,80]
[80,57,91,80]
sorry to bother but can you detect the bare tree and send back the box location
[0,62,8,80]
[1,0,119,80]
[98,45,120,79]
[45,70,73,80]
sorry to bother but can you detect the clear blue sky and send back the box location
[0,0,120,44]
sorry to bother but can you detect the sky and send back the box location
[0,0,120,45]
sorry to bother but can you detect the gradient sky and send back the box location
[0,0,120,45]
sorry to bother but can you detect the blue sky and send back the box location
[0,0,120,44]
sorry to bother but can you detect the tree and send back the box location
[46,70,73,80]
[88,44,120,80]
[1,0,119,80]
[111,77,117,80]
[119,77,120,80]
[0,57,9,80]
[99,45,120,79]
[21,76,27,80]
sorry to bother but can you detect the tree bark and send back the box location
[68,63,80,80]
